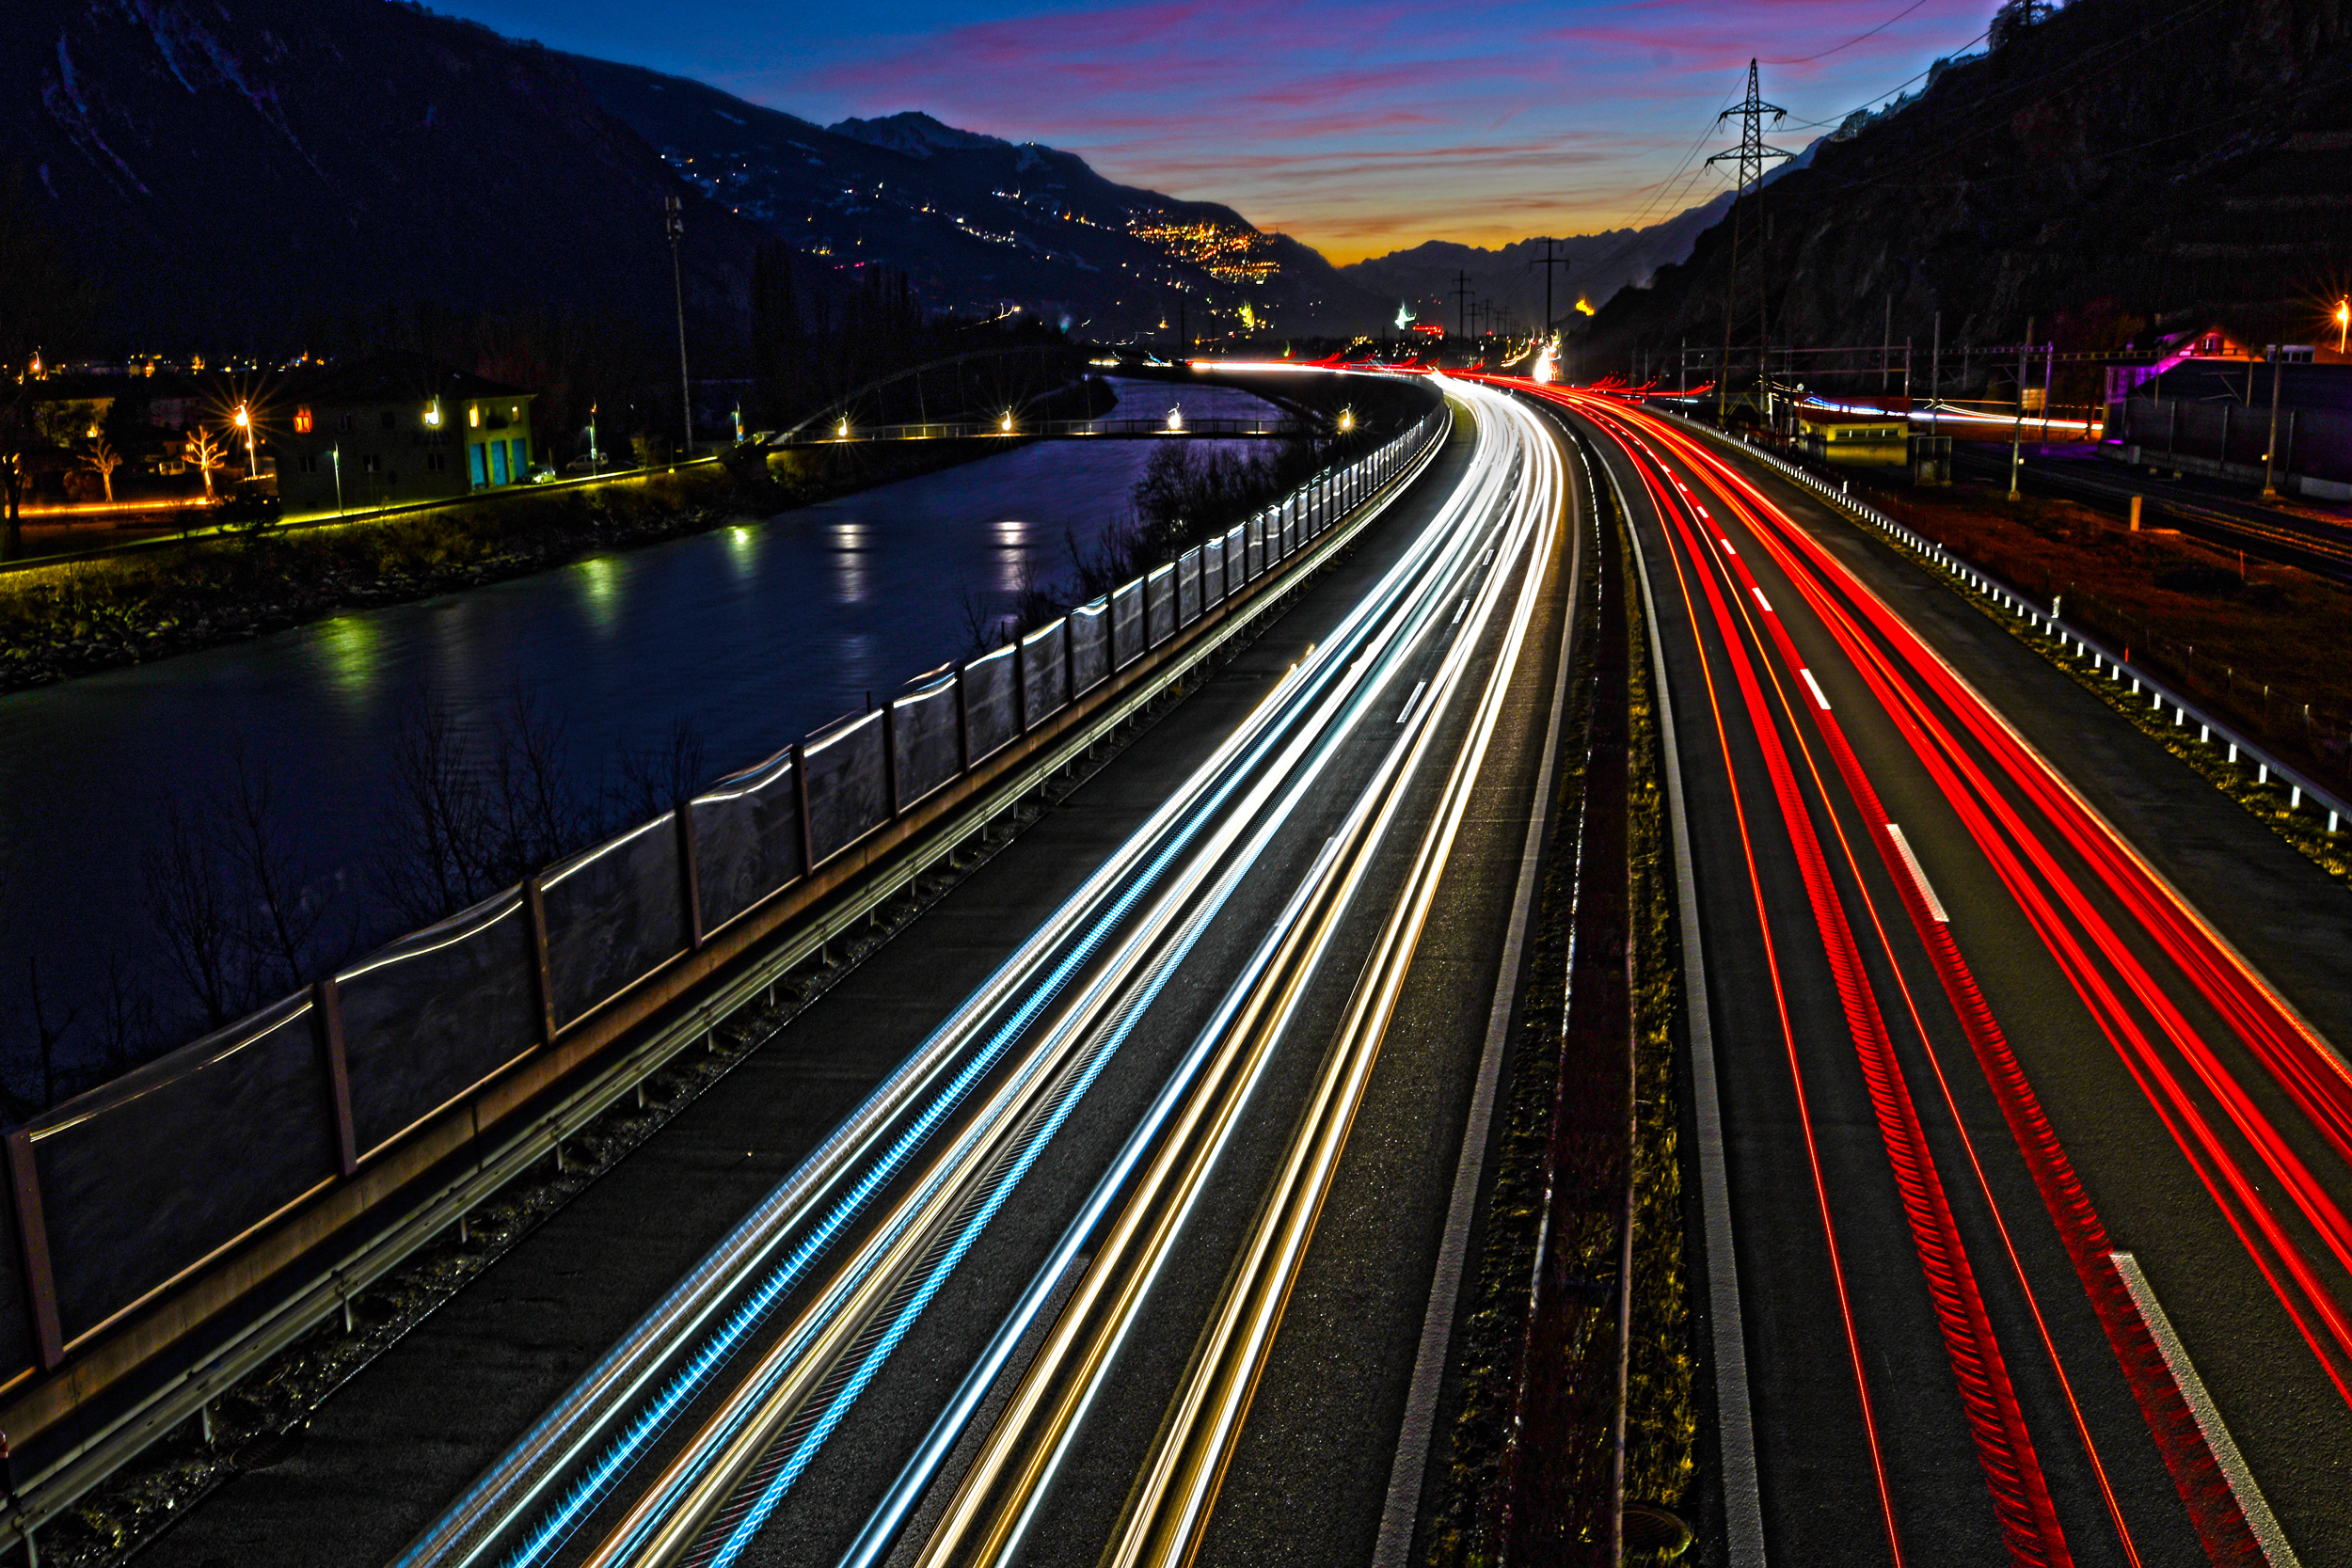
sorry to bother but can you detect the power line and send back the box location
[1770,0,1935,67]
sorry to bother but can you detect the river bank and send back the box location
[0,436,1040,694]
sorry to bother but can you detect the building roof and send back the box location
[283,353,531,407]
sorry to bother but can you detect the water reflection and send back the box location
[577,554,621,636]
[826,518,872,603]
[314,615,379,704]
[0,375,1289,1080]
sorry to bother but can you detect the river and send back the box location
[0,377,1286,1087]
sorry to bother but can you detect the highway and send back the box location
[289,375,1572,1568]
[1518,384,2352,1566]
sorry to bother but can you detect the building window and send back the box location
[294,405,313,434]
[2201,335,2220,355]
[298,453,318,474]
[362,453,381,474]
[469,443,487,487]
[469,405,481,429]
[341,412,355,433]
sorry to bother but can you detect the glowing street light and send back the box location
[1338,407,1355,433]
[835,416,851,440]
[1166,406,1184,433]
[1000,411,1014,434]
[232,402,259,483]
[2337,299,2348,355]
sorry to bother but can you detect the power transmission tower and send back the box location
[1529,239,1571,344]
[1706,60,1792,426]
[1452,270,1474,341]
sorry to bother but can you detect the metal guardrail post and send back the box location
[6,1135,61,1371]
[522,880,557,1047]
[312,977,358,1176]
[675,804,706,952]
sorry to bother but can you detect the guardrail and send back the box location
[1649,406,2352,837]
[771,416,1317,445]
[0,404,1453,1562]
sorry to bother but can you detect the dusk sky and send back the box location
[440,0,1997,263]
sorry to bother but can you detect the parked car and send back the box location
[527,464,558,484]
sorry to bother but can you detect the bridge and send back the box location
[769,413,1318,445]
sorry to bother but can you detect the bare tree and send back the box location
[216,749,328,995]
[88,951,156,1078]
[611,720,707,826]
[184,426,228,499]
[12,959,77,1114]
[146,795,262,1030]
[488,690,596,880]
[77,436,122,502]
[377,701,496,926]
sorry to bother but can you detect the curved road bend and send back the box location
[1542,388,2352,1568]
[142,377,1579,1568]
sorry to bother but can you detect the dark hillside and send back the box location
[563,57,1391,338]
[8,0,769,351]
[1589,0,2352,380]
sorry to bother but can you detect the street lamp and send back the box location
[232,403,258,483]
[2337,299,2348,355]
[331,443,343,515]
[999,411,1014,434]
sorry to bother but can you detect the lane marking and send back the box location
[1399,680,1425,722]
[1883,824,1949,926]
[2111,1252,2303,1567]
[1800,668,1831,712]
[1751,585,1772,614]
[1452,599,1467,626]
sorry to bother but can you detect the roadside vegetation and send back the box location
[1425,485,1696,1565]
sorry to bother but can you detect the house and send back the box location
[2101,323,2352,405]
[1795,409,1910,467]
[271,355,537,515]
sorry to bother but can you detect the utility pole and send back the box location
[2010,317,2032,499]
[2040,338,2054,447]
[1707,60,1792,427]
[1930,310,1941,435]
[1882,295,1893,393]
[664,195,692,461]
[1452,270,1473,342]
[2262,344,2285,498]
[1529,239,1571,348]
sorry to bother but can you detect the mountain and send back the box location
[10,0,1390,353]
[1586,0,2352,379]
[8,0,768,351]
[560,55,1393,339]
[1341,147,1821,337]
